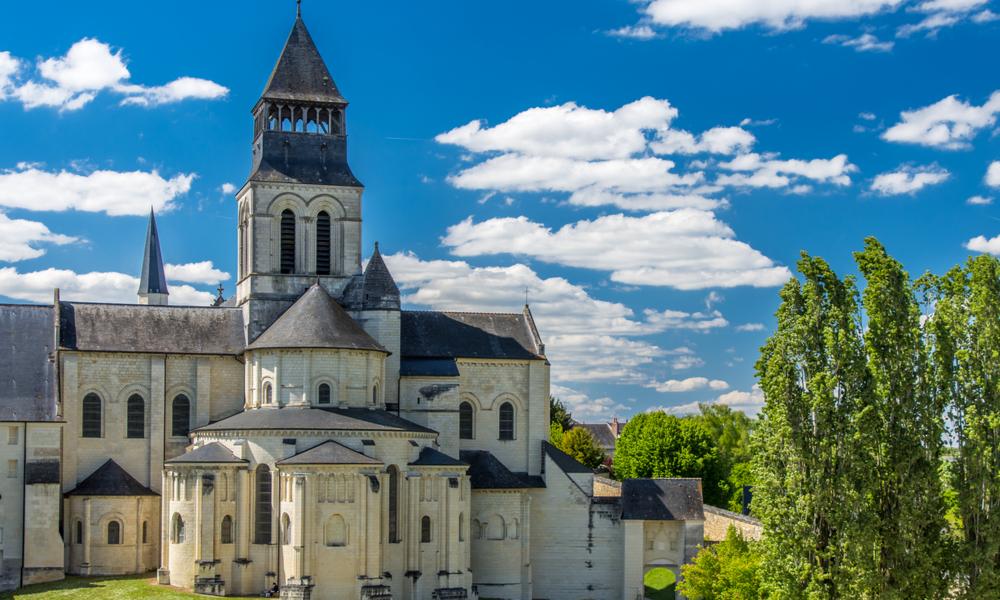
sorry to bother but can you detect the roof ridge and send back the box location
[403,308,525,317]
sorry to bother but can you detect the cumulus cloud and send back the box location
[716,152,857,188]
[220,182,237,195]
[898,0,993,37]
[2,38,227,111]
[0,212,77,262]
[736,322,766,331]
[640,0,905,32]
[988,161,1000,187]
[551,385,629,421]
[382,251,716,383]
[0,267,214,305]
[823,32,894,51]
[646,377,730,393]
[966,234,1000,255]
[442,211,792,290]
[164,261,230,285]
[659,384,765,416]
[607,25,660,39]
[870,165,950,195]
[966,195,993,205]
[0,165,194,216]
[882,91,1000,149]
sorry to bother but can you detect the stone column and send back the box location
[150,356,166,492]
[158,471,170,584]
[82,498,92,572]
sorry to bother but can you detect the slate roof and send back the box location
[620,478,704,521]
[66,460,158,497]
[542,441,592,474]
[59,302,245,355]
[248,284,386,353]
[361,243,400,310]
[401,308,545,361]
[196,407,436,435]
[138,209,168,296]
[459,450,545,489]
[278,440,380,465]
[574,423,617,451]
[261,16,346,104]
[399,359,460,378]
[165,442,246,464]
[0,304,57,421]
[410,447,466,467]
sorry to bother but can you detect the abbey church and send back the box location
[0,13,705,600]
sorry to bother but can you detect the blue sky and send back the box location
[1,0,998,420]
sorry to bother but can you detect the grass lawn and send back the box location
[644,566,677,600]
[0,574,254,599]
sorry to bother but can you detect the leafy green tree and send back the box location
[696,404,755,512]
[550,396,572,431]
[549,422,564,448]
[614,411,725,505]
[923,254,1000,597]
[855,238,948,599]
[559,426,605,469]
[678,526,762,600]
[753,252,872,598]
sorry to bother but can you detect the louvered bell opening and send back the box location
[316,211,331,275]
[280,209,296,274]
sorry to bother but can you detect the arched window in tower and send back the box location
[221,515,233,544]
[387,465,400,543]
[280,209,296,274]
[280,106,292,132]
[254,465,272,544]
[316,211,331,275]
[126,394,145,439]
[107,521,121,545]
[82,393,102,438]
[268,105,278,130]
[318,383,331,405]
[372,384,379,405]
[172,395,191,438]
[499,402,515,440]
[263,382,274,405]
[318,109,330,134]
[332,110,343,134]
[421,516,432,543]
[75,520,83,544]
[459,401,474,440]
[281,513,291,545]
[306,108,318,133]
[171,513,185,544]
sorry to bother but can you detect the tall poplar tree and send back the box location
[925,255,1000,597]
[854,238,948,599]
[753,253,871,598]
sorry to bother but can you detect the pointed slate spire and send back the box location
[362,242,400,310]
[138,209,169,305]
[261,14,345,104]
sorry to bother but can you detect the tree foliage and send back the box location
[559,426,606,469]
[614,411,725,505]
[678,526,762,600]
[697,404,756,512]
[550,396,573,430]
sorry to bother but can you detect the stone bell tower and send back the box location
[234,8,364,340]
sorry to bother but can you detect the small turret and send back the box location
[361,242,400,310]
[137,209,169,306]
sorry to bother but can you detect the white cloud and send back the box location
[823,32,894,51]
[966,234,1000,255]
[0,165,194,216]
[640,0,905,32]
[870,165,950,195]
[566,189,725,212]
[972,9,1000,22]
[551,385,629,421]
[647,377,730,393]
[0,212,77,262]
[736,322,765,331]
[898,0,992,36]
[716,152,857,188]
[164,261,230,285]
[882,91,1000,149]
[607,25,660,39]
[0,266,214,305]
[442,211,790,290]
[658,384,765,416]
[220,182,237,195]
[2,38,227,111]
[642,308,729,330]
[987,161,1000,187]
[382,251,717,383]
[967,195,993,205]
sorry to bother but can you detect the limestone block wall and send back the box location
[65,495,159,576]
[456,360,546,475]
[22,423,64,586]
[61,352,244,493]
[245,349,386,409]
[703,504,762,542]
[354,310,400,405]
[530,451,624,600]
[469,490,529,600]
[399,376,460,458]
[0,423,25,591]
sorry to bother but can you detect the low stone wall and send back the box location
[592,476,621,497]
[703,505,762,542]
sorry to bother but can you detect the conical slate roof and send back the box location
[138,209,168,296]
[261,16,345,104]
[66,460,158,497]
[248,284,386,352]
[362,242,400,310]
